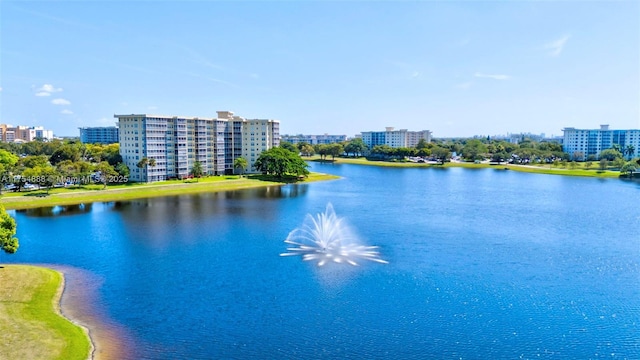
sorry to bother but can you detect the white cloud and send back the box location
[474,72,511,80]
[60,109,73,115]
[51,98,71,105]
[0,87,3,92]
[34,83,63,97]
[410,71,421,79]
[455,82,472,90]
[545,34,571,57]
[38,84,63,93]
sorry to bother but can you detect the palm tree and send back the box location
[148,158,156,181]
[136,157,156,182]
[191,161,203,182]
[625,144,635,160]
[136,157,148,182]
[233,157,248,177]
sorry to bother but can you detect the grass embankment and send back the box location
[312,157,621,178]
[0,172,339,210]
[0,265,91,360]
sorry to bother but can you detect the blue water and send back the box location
[6,163,640,359]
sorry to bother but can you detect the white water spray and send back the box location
[280,204,388,266]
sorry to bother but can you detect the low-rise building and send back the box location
[361,127,432,149]
[79,126,119,144]
[281,134,347,145]
[0,124,54,142]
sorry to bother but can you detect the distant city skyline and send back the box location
[1,2,638,138]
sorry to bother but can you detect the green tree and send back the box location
[233,157,248,177]
[620,161,637,177]
[415,138,429,150]
[94,161,118,189]
[191,161,204,181]
[115,163,130,179]
[137,158,149,182]
[22,165,59,194]
[584,161,593,170]
[300,144,315,157]
[598,159,609,171]
[432,146,452,164]
[49,144,81,165]
[0,205,18,254]
[599,148,623,161]
[612,157,626,170]
[253,147,309,178]
[137,157,156,182]
[280,142,297,153]
[315,144,330,160]
[0,149,19,168]
[0,149,19,194]
[328,143,344,160]
[295,141,311,152]
[461,140,487,161]
[21,155,50,169]
[344,138,367,157]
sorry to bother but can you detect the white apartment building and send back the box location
[563,125,640,160]
[116,111,280,182]
[361,127,432,149]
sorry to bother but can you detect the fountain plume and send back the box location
[281,204,388,266]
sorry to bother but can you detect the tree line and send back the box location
[278,136,638,176]
[0,139,129,193]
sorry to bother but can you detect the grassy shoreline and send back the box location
[312,157,622,178]
[0,264,92,360]
[0,172,339,210]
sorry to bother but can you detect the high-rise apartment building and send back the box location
[79,126,120,144]
[115,111,280,182]
[360,127,432,149]
[563,125,640,160]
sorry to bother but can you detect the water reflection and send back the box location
[102,185,307,251]
[221,184,308,199]
[18,203,94,217]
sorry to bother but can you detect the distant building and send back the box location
[79,126,119,144]
[0,124,54,142]
[360,127,432,149]
[563,125,640,160]
[115,111,280,182]
[281,134,347,145]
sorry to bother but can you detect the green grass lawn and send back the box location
[0,172,340,210]
[0,265,91,360]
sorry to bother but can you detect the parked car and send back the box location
[23,183,37,190]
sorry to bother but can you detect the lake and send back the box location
[6,163,640,359]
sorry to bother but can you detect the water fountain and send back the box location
[280,203,388,266]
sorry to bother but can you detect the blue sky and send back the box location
[1,1,638,138]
